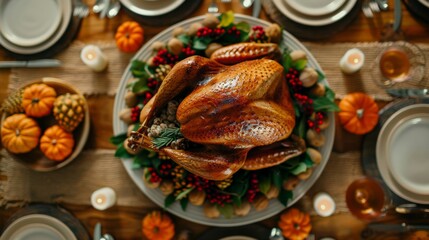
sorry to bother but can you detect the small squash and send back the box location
[22,83,57,118]
[142,210,175,240]
[40,125,75,161]
[1,114,41,154]
[115,21,144,53]
[278,208,312,240]
[338,92,379,135]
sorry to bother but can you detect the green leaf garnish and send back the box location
[219,11,235,27]
[176,187,194,200]
[180,198,189,211]
[109,133,127,145]
[271,168,282,189]
[114,143,134,158]
[258,174,271,195]
[292,59,307,71]
[218,204,234,219]
[152,128,183,149]
[313,96,340,112]
[290,162,307,175]
[164,194,176,208]
[278,189,293,206]
[193,37,211,50]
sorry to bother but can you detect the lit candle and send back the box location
[80,45,108,72]
[91,187,116,210]
[313,192,336,217]
[339,48,365,74]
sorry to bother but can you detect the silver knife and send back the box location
[94,222,101,240]
[396,203,429,214]
[0,59,61,68]
[252,0,261,18]
[387,88,429,98]
[393,0,402,32]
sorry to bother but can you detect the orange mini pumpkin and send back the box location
[142,210,175,240]
[22,83,57,118]
[115,21,144,53]
[278,208,312,240]
[40,125,74,161]
[338,92,379,135]
[1,114,41,154]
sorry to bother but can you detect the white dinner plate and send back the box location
[119,0,185,16]
[417,0,429,8]
[113,14,334,227]
[285,0,346,16]
[0,0,71,55]
[273,0,357,26]
[0,214,77,240]
[376,104,429,204]
[0,0,62,47]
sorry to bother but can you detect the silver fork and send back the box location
[208,0,219,13]
[362,0,374,18]
[73,0,89,18]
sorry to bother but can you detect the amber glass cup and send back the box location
[371,41,426,88]
[346,177,391,221]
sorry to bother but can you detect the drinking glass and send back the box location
[371,41,426,88]
[346,176,392,221]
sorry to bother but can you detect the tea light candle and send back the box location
[80,45,108,72]
[313,192,336,217]
[339,48,365,74]
[91,187,116,210]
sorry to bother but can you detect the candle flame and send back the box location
[95,194,106,204]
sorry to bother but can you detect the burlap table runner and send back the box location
[0,146,361,214]
[8,41,429,100]
[9,41,134,96]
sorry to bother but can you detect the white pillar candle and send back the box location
[313,192,336,217]
[80,45,108,72]
[91,187,116,210]
[339,48,365,74]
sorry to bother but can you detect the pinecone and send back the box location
[215,177,233,190]
[155,64,172,81]
[53,93,85,132]
[1,89,24,115]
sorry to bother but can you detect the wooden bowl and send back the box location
[1,77,90,171]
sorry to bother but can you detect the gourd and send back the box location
[40,125,75,161]
[142,211,175,240]
[115,21,144,53]
[1,114,41,154]
[278,208,312,240]
[338,92,379,135]
[21,83,57,117]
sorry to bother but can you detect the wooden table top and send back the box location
[1,0,428,239]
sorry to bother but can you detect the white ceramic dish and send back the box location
[113,14,334,227]
[0,0,71,54]
[0,0,62,47]
[119,0,185,16]
[273,0,357,26]
[285,0,346,16]
[417,0,429,8]
[376,104,429,203]
[0,214,77,240]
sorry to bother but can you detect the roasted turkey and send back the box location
[129,43,306,180]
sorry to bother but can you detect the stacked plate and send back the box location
[272,0,358,26]
[119,0,185,16]
[0,0,72,55]
[376,104,429,204]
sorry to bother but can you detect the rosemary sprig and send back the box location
[152,127,183,149]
